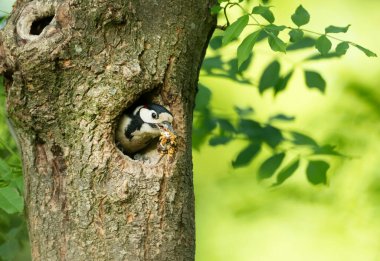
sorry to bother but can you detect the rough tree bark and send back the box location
[0,0,215,260]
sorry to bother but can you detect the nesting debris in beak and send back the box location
[157,121,174,132]
[157,122,177,163]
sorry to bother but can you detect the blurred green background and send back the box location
[1,0,380,260]
[195,0,380,260]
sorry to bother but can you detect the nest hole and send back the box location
[115,89,172,164]
[30,15,54,35]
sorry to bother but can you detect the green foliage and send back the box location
[0,187,23,214]
[289,29,304,43]
[336,42,350,56]
[258,152,285,180]
[197,0,377,185]
[237,30,261,68]
[274,158,300,186]
[211,5,223,15]
[193,78,341,184]
[287,37,315,51]
[274,70,293,95]
[306,160,329,185]
[304,70,326,93]
[252,5,274,23]
[0,76,30,260]
[232,143,261,168]
[315,35,332,55]
[325,25,350,34]
[268,114,295,123]
[259,60,280,93]
[222,15,249,45]
[0,11,9,30]
[213,0,376,82]
[291,5,310,27]
[353,44,377,57]
[291,131,318,146]
[267,33,287,53]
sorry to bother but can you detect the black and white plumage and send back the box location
[116,104,174,154]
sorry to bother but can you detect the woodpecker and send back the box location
[116,104,174,155]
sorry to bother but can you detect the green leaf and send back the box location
[287,37,315,51]
[238,119,262,138]
[306,52,341,61]
[258,153,285,180]
[195,84,212,111]
[0,187,24,214]
[11,176,24,193]
[209,136,232,146]
[209,36,223,50]
[0,158,11,179]
[259,60,281,94]
[268,34,287,53]
[289,29,304,43]
[265,24,286,34]
[222,15,249,45]
[269,114,295,122]
[313,145,344,157]
[306,160,329,185]
[193,85,216,150]
[252,5,275,23]
[202,56,223,73]
[335,42,350,56]
[315,35,332,55]
[193,114,217,150]
[210,5,222,14]
[291,131,318,147]
[304,70,326,93]
[353,44,377,57]
[218,119,236,133]
[325,25,350,34]
[274,71,293,95]
[262,125,283,148]
[234,106,254,116]
[231,55,253,74]
[256,30,269,42]
[232,143,261,168]
[291,5,310,27]
[237,30,262,69]
[274,158,300,186]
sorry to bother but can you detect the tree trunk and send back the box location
[0,0,215,260]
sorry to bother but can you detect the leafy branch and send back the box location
[193,83,344,185]
[213,1,377,69]
[199,0,377,185]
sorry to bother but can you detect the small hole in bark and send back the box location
[30,15,54,35]
[115,91,174,164]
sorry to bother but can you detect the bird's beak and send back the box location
[158,121,174,132]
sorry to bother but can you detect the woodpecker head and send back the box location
[135,104,174,133]
[116,103,174,154]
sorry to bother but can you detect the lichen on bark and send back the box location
[0,0,215,260]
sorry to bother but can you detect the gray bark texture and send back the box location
[0,0,215,260]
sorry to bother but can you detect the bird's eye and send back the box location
[152,112,158,119]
